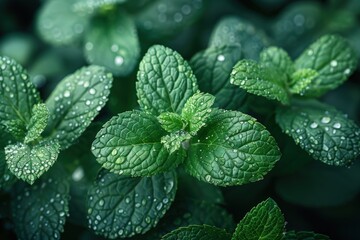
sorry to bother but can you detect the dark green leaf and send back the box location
[25,103,49,144]
[162,225,231,240]
[158,112,186,133]
[284,230,330,240]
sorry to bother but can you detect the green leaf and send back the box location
[11,168,70,240]
[136,45,198,116]
[181,92,215,134]
[184,109,281,186]
[73,0,127,14]
[284,231,330,240]
[158,112,186,133]
[37,0,89,45]
[260,46,294,76]
[162,225,231,240]
[92,110,185,177]
[190,45,247,109]
[24,103,49,144]
[289,68,318,95]
[5,139,60,184]
[230,59,290,105]
[209,17,270,60]
[2,119,26,140]
[294,34,358,97]
[231,198,285,240]
[87,169,177,239]
[0,150,16,189]
[276,100,360,166]
[161,130,192,154]
[84,10,140,76]
[0,56,40,124]
[45,65,112,149]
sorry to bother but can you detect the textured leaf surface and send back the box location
[73,0,127,14]
[230,59,290,104]
[232,198,285,240]
[92,111,185,176]
[284,231,330,240]
[37,0,89,45]
[161,130,192,154]
[11,169,70,240]
[46,65,112,149]
[0,56,40,124]
[260,47,294,76]
[190,46,247,109]
[289,68,318,95]
[162,225,231,240]
[185,109,280,186]
[84,10,140,76]
[158,112,186,133]
[5,139,60,184]
[276,100,360,166]
[87,169,177,239]
[24,103,49,144]
[136,45,198,116]
[294,34,358,97]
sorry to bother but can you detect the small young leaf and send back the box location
[73,0,127,14]
[0,56,40,123]
[11,169,70,240]
[185,109,281,186]
[231,198,285,240]
[181,92,215,134]
[158,112,186,133]
[84,10,140,76]
[92,110,185,177]
[136,45,198,116]
[5,139,60,184]
[162,225,231,240]
[230,59,290,105]
[37,0,89,45]
[294,34,358,97]
[190,45,247,109]
[260,46,294,76]
[87,169,177,239]
[24,103,49,144]
[284,231,330,240]
[161,130,192,154]
[289,68,318,95]
[45,65,112,149]
[276,100,360,166]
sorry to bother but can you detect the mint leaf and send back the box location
[190,46,247,109]
[5,139,60,184]
[185,109,280,186]
[161,130,192,154]
[0,56,40,124]
[294,34,358,97]
[284,230,330,240]
[11,169,70,240]
[276,100,360,166]
[45,65,112,149]
[136,45,198,116]
[230,59,290,105]
[158,112,186,133]
[260,46,294,76]
[0,150,16,189]
[232,198,285,240]
[87,169,177,238]
[162,225,231,240]
[24,103,49,144]
[84,10,140,76]
[289,68,318,95]
[37,0,89,45]
[181,92,215,134]
[73,0,127,14]
[92,110,185,177]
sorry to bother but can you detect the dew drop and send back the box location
[114,56,124,66]
[111,149,118,155]
[85,100,91,106]
[99,199,104,206]
[310,122,318,129]
[333,122,341,129]
[217,55,225,62]
[344,68,351,75]
[64,90,71,98]
[330,60,337,67]
[321,116,331,124]
[89,88,96,95]
[205,175,211,182]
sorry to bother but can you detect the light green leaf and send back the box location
[45,65,112,149]
[73,0,127,15]
[84,10,140,76]
[24,103,49,144]
[231,198,285,240]
[0,150,16,189]
[260,46,294,76]
[284,230,330,240]
[276,100,360,166]
[294,34,358,97]
[87,169,177,239]
[289,68,318,95]
[136,45,198,116]
[162,225,231,240]
[230,59,290,105]
[184,109,281,186]
[161,130,192,154]
[92,110,185,177]
[181,92,215,134]
[11,168,70,240]
[190,46,247,109]
[37,0,89,45]
[5,139,60,184]
[0,56,40,124]
[158,112,186,133]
